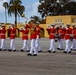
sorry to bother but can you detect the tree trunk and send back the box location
[15,10,17,37]
[15,9,17,27]
[5,8,7,24]
[15,13,17,26]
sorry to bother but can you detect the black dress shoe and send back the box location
[13,50,16,52]
[33,54,37,56]
[26,50,30,52]
[70,48,72,50]
[21,49,24,52]
[63,51,67,53]
[48,50,51,53]
[0,49,2,51]
[60,49,63,50]
[38,50,42,52]
[3,49,7,51]
[8,49,11,51]
[53,51,56,53]
[57,48,60,50]
[73,49,76,51]
[27,53,32,56]
[68,51,71,53]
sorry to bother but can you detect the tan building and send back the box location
[40,15,76,37]
[1,15,76,38]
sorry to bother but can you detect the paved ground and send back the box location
[0,38,76,75]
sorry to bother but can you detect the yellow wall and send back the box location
[4,15,76,38]
[46,15,72,25]
[40,24,49,37]
[5,24,12,37]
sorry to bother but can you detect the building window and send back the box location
[72,18,76,23]
[59,19,62,23]
[54,19,62,23]
[54,19,57,23]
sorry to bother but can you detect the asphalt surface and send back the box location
[0,38,76,75]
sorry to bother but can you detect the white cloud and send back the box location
[31,2,40,16]
[0,0,8,13]
[25,1,40,20]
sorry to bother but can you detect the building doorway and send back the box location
[7,31,10,37]
[40,28,45,38]
[16,28,20,37]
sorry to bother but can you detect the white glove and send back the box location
[36,35,39,39]
[11,27,13,29]
[23,28,26,30]
[0,27,2,30]
[62,26,65,29]
[50,26,53,28]
[66,27,68,30]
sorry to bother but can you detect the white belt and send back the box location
[23,34,28,36]
[50,33,55,35]
[1,34,5,35]
[65,34,70,35]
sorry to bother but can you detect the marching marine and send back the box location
[35,22,42,52]
[64,23,72,53]
[27,18,38,56]
[70,24,76,50]
[57,25,65,50]
[0,25,1,50]
[0,24,6,51]
[8,24,16,51]
[20,25,30,52]
[46,24,56,53]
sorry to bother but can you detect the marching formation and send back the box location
[0,18,76,56]
[46,23,76,54]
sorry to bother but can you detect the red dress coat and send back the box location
[20,29,29,40]
[30,25,36,40]
[8,27,16,39]
[72,28,76,39]
[58,28,65,39]
[36,26,41,38]
[1,28,6,39]
[64,27,72,40]
[46,27,56,39]
[0,29,1,39]
[25,24,36,39]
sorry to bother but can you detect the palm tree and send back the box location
[8,0,25,25]
[3,2,8,24]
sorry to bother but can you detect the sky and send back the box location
[0,0,41,24]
